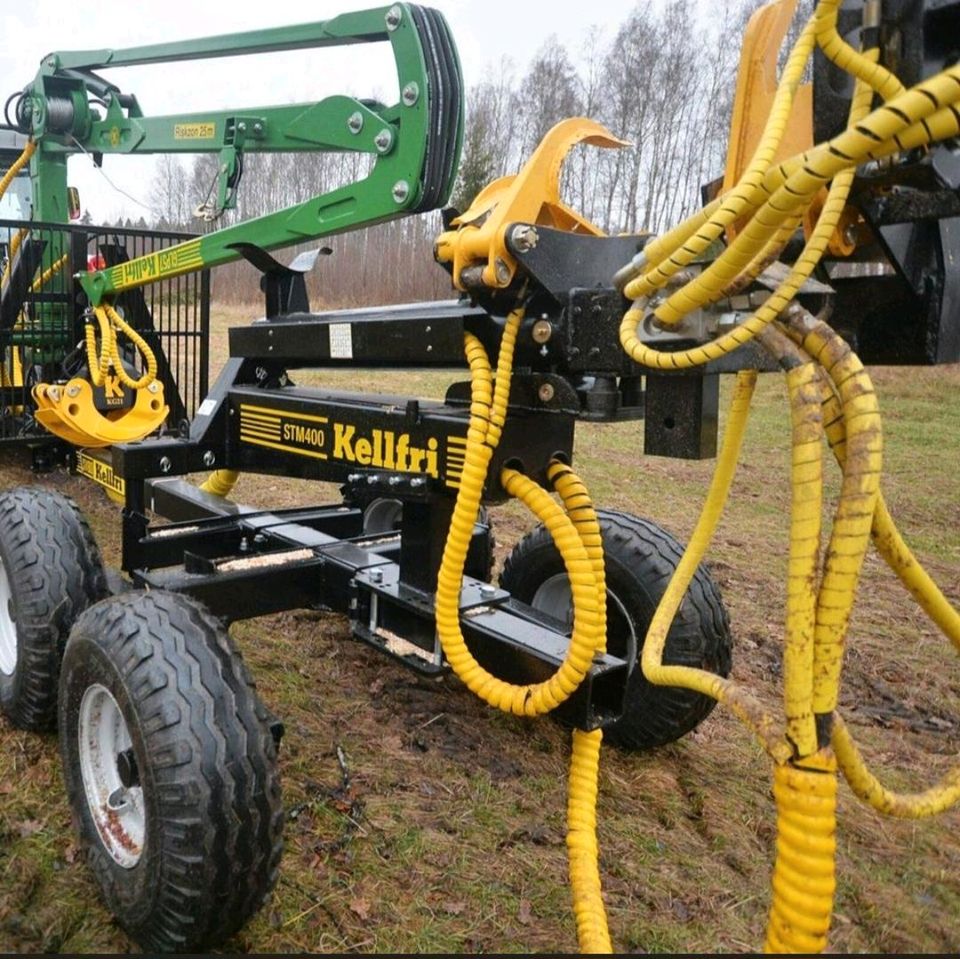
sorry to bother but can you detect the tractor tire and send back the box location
[0,487,108,730]
[58,590,283,953]
[500,508,732,751]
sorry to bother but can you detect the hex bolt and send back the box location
[348,473,362,483]
[388,476,403,487]
[253,122,264,134]
[347,111,364,134]
[402,82,420,106]
[370,568,384,584]
[532,320,553,344]
[392,180,410,204]
[385,5,403,29]
[374,128,393,153]
[538,383,556,403]
[510,224,539,253]
[159,456,172,474]
[494,258,511,284]
[237,121,246,133]
[202,450,216,467]
[410,477,426,488]
[367,474,381,485]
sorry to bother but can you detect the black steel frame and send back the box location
[0,217,210,447]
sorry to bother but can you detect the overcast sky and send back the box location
[2,0,655,221]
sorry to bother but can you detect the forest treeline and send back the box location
[139,0,771,309]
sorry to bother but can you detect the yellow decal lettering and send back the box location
[174,122,216,140]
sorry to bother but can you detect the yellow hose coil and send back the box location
[84,303,158,391]
[550,461,612,955]
[764,751,838,953]
[782,362,823,758]
[567,727,610,954]
[438,314,612,950]
[620,54,880,370]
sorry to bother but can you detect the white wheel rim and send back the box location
[0,559,18,677]
[78,684,146,868]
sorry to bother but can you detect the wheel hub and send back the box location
[78,684,145,868]
[0,559,17,677]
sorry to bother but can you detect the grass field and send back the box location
[0,305,958,953]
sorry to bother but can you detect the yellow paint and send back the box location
[174,122,216,140]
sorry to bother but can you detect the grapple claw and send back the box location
[435,117,630,291]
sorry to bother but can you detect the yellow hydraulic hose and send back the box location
[29,253,68,293]
[639,370,793,762]
[0,229,28,290]
[781,315,883,714]
[84,303,158,392]
[437,306,613,950]
[200,469,240,497]
[764,749,838,953]
[623,14,819,295]
[0,140,35,200]
[781,361,823,758]
[813,0,905,101]
[604,0,960,952]
[620,54,879,370]
[549,461,612,955]
[810,367,960,649]
[832,716,960,818]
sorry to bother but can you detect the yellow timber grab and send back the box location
[0,138,168,448]
[30,303,168,448]
[435,0,960,952]
[435,117,629,291]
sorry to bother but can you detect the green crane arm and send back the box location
[15,3,463,305]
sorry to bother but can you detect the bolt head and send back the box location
[510,224,539,253]
[202,450,216,467]
[347,111,364,134]
[385,5,403,29]
[402,82,420,106]
[66,385,81,397]
[148,381,160,393]
[392,180,410,204]
[374,128,393,153]
[494,258,511,285]
[538,383,556,403]
[532,320,553,344]
[159,456,172,474]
